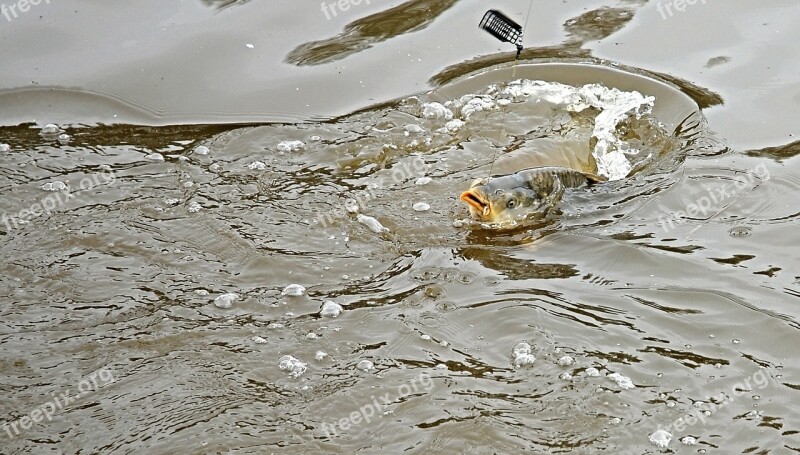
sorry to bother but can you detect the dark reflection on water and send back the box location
[2,76,798,452]
[286,0,459,66]
[429,5,636,87]
[563,7,636,43]
[2,3,800,454]
[428,4,726,114]
[746,138,800,162]
[199,0,251,11]
[460,247,580,281]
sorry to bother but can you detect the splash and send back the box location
[444,79,657,180]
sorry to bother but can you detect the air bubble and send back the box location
[213,293,238,309]
[729,226,752,237]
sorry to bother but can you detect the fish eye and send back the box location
[506,199,517,209]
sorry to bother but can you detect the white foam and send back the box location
[514,354,536,367]
[279,355,307,378]
[320,300,343,318]
[680,436,697,445]
[439,119,465,134]
[458,95,496,119]
[357,214,389,233]
[457,79,655,181]
[557,355,575,367]
[585,367,601,377]
[607,372,635,390]
[41,181,67,192]
[500,79,581,105]
[412,202,431,212]
[40,123,59,134]
[345,200,360,213]
[357,359,375,371]
[277,140,305,153]
[281,284,306,296]
[649,429,672,448]
[187,201,202,213]
[577,85,653,180]
[213,292,239,309]
[512,342,535,368]
[315,351,328,361]
[421,102,453,120]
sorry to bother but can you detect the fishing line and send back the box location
[478,4,534,183]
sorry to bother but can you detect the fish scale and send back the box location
[486,167,596,195]
[520,167,592,192]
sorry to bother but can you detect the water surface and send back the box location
[1,1,799,453]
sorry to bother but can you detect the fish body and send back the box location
[487,137,598,176]
[460,166,605,225]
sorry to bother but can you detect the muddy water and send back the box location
[1,1,799,454]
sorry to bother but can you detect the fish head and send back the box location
[460,175,547,225]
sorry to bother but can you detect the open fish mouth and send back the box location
[460,189,491,216]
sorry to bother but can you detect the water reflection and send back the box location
[745,139,800,162]
[430,6,635,86]
[460,246,580,280]
[2,27,798,455]
[199,0,251,11]
[286,0,458,66]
